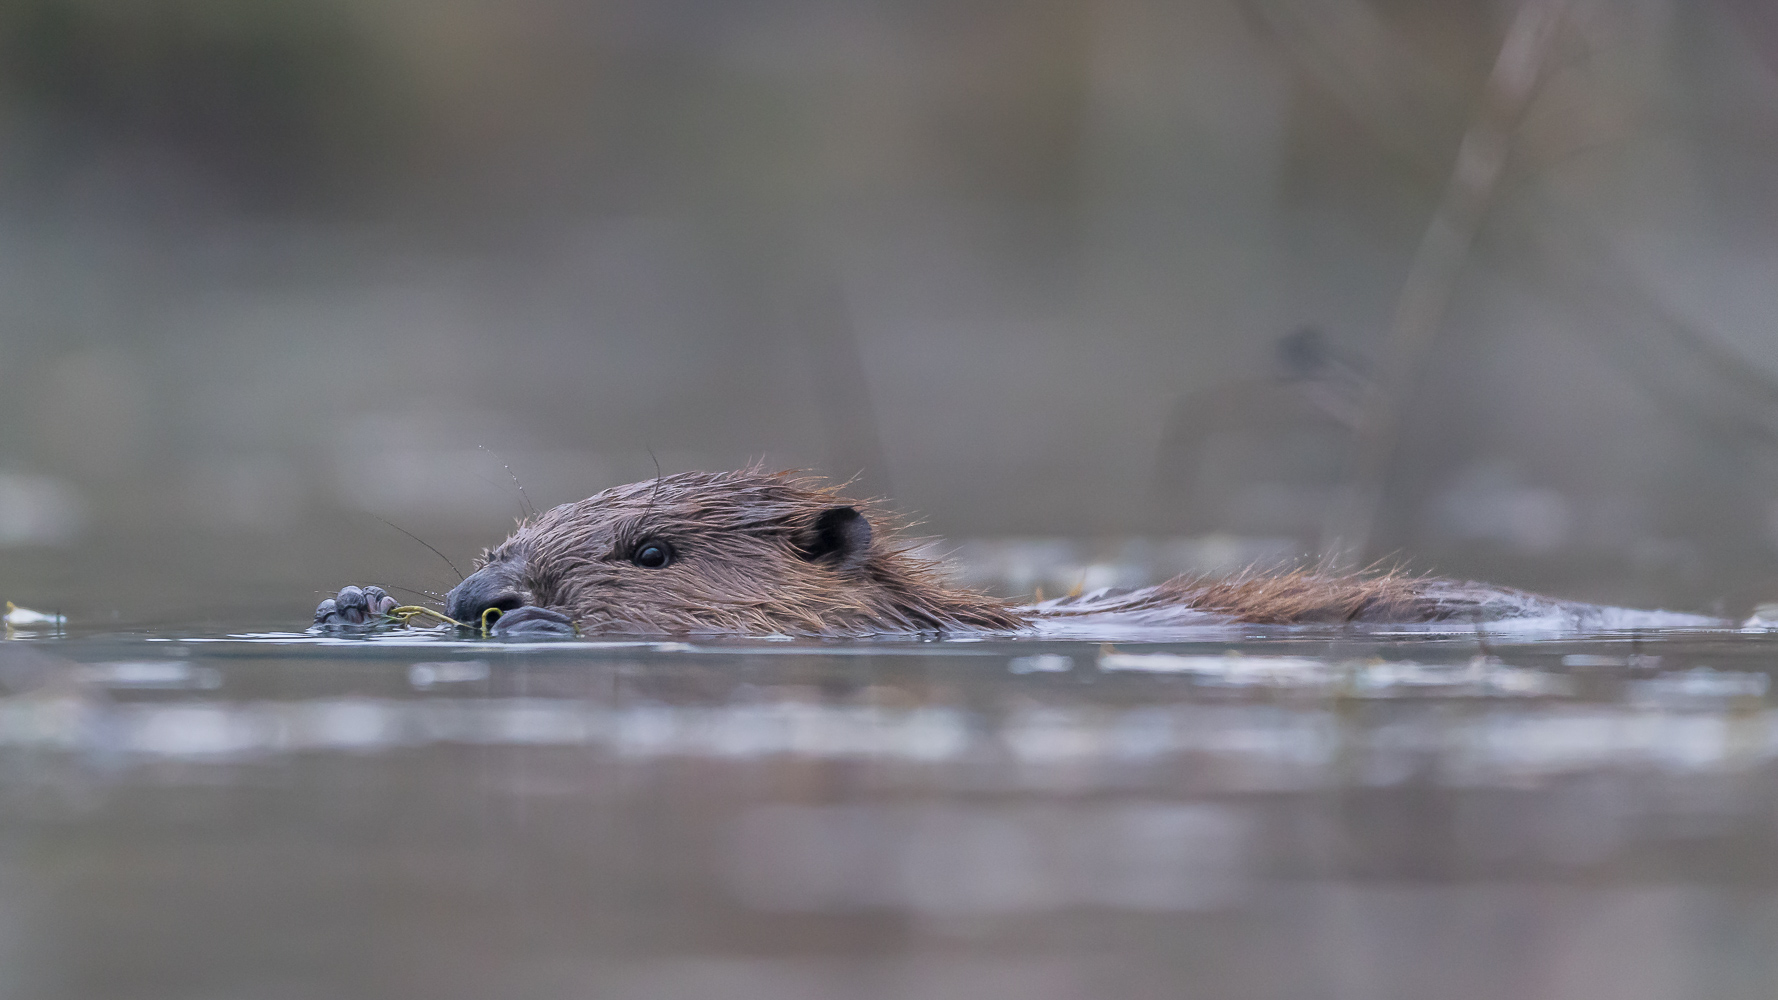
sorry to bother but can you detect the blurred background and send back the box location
[3,0,1778,620]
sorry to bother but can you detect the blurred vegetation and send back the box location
[1,0,1777,618]
[0,0,408,210]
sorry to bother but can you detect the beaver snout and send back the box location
[446,564,529,625]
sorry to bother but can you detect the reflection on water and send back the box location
[4,627,1778,998]
[729,802,1250,916]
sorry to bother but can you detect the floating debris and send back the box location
[4,602,65,626]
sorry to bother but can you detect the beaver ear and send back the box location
[796,506,873,570]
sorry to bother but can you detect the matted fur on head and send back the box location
[464,467,1025,636]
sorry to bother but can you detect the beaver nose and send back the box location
[446,566,527,625]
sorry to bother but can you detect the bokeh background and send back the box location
[4,0,1778,621]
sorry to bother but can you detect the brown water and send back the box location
[2,624,1777,999]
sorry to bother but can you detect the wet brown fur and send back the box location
[478,468,1449,636]
[481,468,1022,636]
[1035,566,1429,625]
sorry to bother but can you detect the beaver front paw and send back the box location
[487,606,576,637]
[314,585,399,626]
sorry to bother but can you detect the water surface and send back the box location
[3,622,1777,999]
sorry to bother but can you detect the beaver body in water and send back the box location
[315,469,1714,636]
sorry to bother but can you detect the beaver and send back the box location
[314,468,1716,637]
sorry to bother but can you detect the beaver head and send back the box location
[444,468,1026,636]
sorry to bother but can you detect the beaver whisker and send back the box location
[382,584,449,607]
[370,514,465,583]
[479,444,537,520]
[468,471,531,522]
[646,446,665,515]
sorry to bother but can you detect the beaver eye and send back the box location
[632,541,672,569]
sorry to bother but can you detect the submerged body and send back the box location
[315,469,1716,636]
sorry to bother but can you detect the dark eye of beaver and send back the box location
[632,541,672,569]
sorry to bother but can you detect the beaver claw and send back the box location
[315,585,399,626]
[487,606,576,637]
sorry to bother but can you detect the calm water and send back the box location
[4,622,1778,999]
